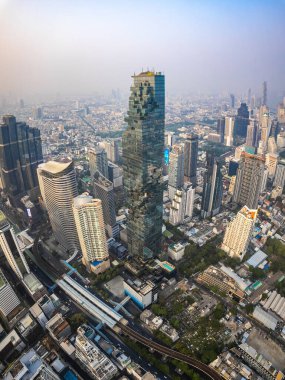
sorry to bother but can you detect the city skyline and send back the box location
[0,0,285,102]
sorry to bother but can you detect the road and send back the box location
[118,324,222,380]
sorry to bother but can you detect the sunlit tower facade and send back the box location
[122,71,165,258]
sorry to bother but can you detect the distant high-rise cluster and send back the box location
[123,71,165,258]
[0,115,43,205]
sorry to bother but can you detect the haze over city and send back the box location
[1,0,285,102]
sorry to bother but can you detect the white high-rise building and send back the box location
[0,211,30,280]
[224,117,235,146]
[168,144,184,200]
[221,206,257,261]
[265,153,278,179]
[37,159,79,253]
[73,194,110,274]
[165,132,176,147]
[169,183,195,225]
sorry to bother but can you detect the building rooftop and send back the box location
[239,206,258,220]
[38,159,72,174]
[23,273,44,295]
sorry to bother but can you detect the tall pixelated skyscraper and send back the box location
[37,159,79,252]
[122,71,165,258]
[262,81,267,106]
[0,115,43,204]
[233,152,265,209]
[183,134,198,186]
[201,153,223,218]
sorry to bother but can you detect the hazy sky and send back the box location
[1,0,285,101]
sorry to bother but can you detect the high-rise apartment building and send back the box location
[169,183,195,225]
[122,71,165,258]
[93,172,119,238]
[246,120,258,149]
[234,103,249,139]
[0,115,43,204]
[88,147,108,179]
[168,144,184,199]
[221,206,257,260]
[73,195,110,274]
[0,211,30,280]
[184,134,198,186]
[201,153,223,218]
[267,136,277,154]
[273,159,285,189]
[233,152,265,209]
[224,117,235,146]
[37,159,79,252]
[265,153,278,179]
[277,98,285,126]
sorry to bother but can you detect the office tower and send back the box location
[247,88,251,106]
[107,161,124,211]
[169,183,194,226]
[234,103,249,139]
[0,115,43,204]
[260,110,271,151]
[201,153,223,218]
[265,153,278,179]
[230,94,235,108]
[217,117,225,143]
[122,71,165,258]
[73,195,110,274]
[93,171,119,238]
[37,159,79,252]
[75,327,118,380]
[262,81,267,106]
[221,206,257,261]
[184,134,198,186]
[0,268,21,321]
[273,159,285,189]
[100,139,120,163]
[33,107,43,120]
[168,144,184,199]
[267,136,277,154]
[246,119,258,148]
[165,132,176,147]
[224,116,234,146]
[0,211,30,280]
[233,152,265,209]
[88,147,108,179]
[277,99,285,126]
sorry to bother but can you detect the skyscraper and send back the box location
[224,116,235,146]
[0,211,30,280]
[217,117,225,143]
[168,144,184,199]
[0,268,21,321]
[88,147,108,179]
[0,115,43,204]
[201,153,223,218]
[234,103,249,139]
[93,171,119,238]
[233,152,265,209]
[262,81,267,106]
[169,183,195,225]
[246,119,258,148]
[73,195,110,274]
[184,134,198,186]
[37,159,79,252]
[221,206,257,261]
[122,71,165,258]
[230,94,235,108]
[274,159,285,189]
[100,139,120,163]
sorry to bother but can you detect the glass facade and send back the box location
[0,115,43,204]
[122,72,165,258]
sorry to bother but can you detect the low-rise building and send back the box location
[168,242,185,261]
[123,278,158,309]
[160,323,179,342]
[126,362,156,380]
[46,313,71,342]
[140,310,163,330]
